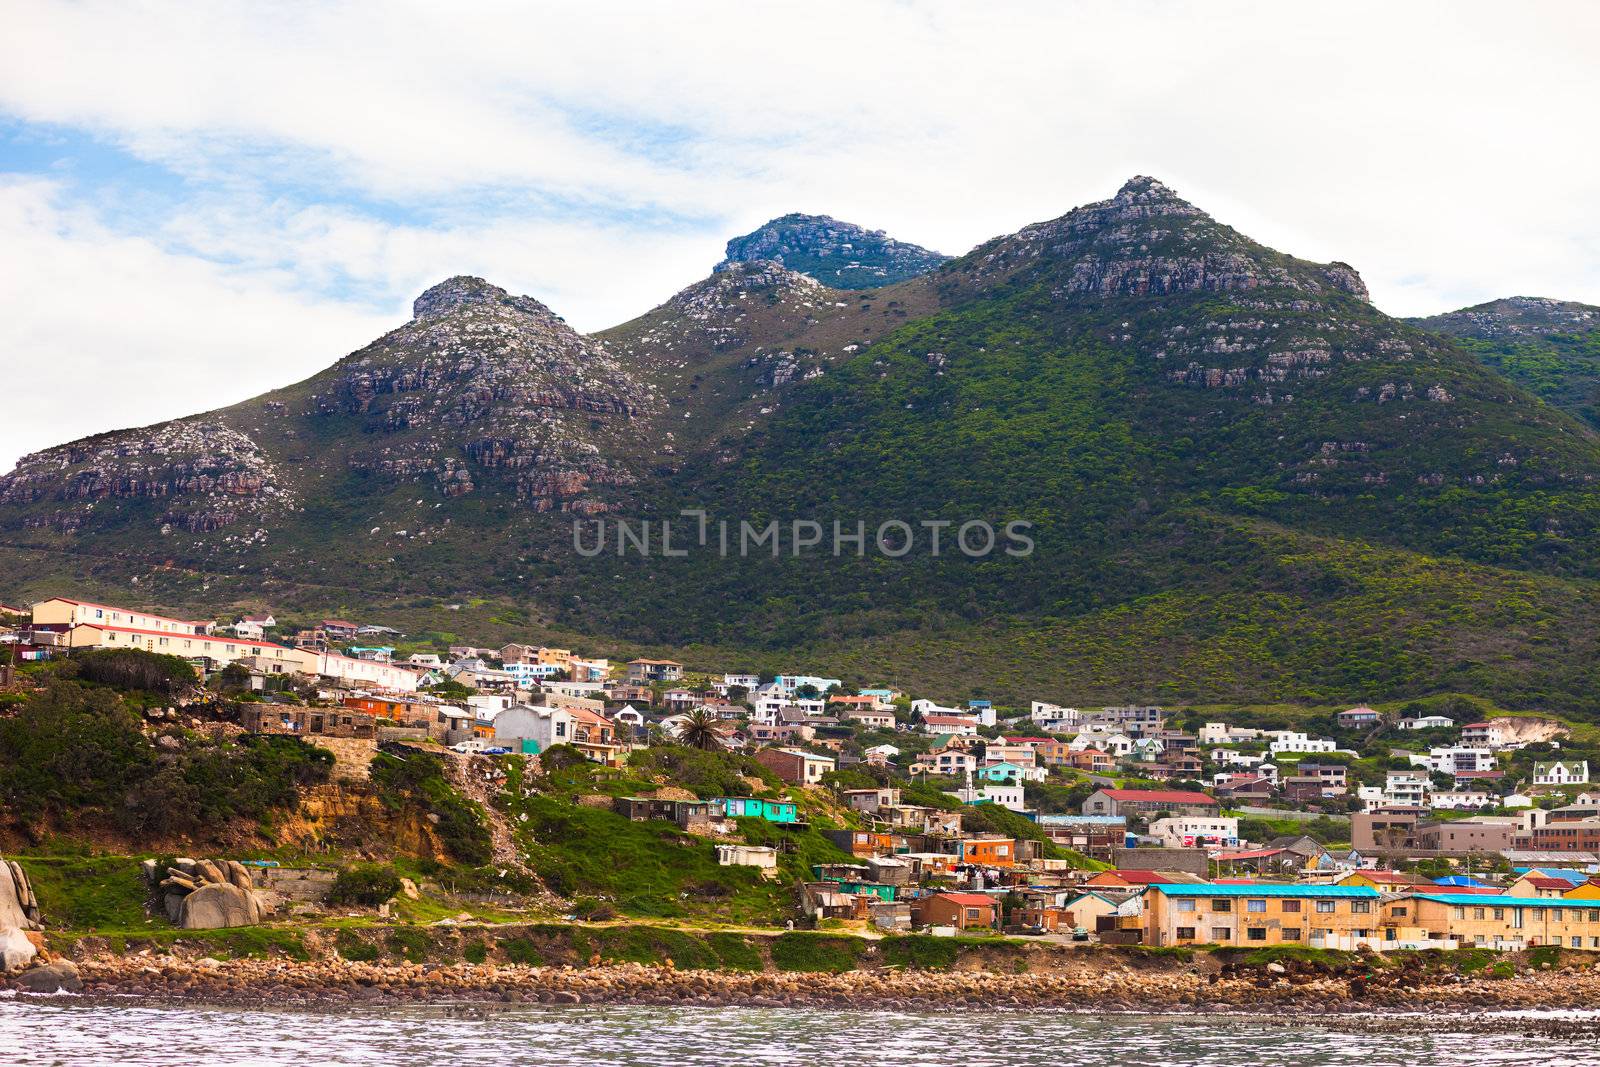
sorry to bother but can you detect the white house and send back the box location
[1385,770,1431,806]
[1411,747,1497,775]
[1268,732,1337,755]
[232,614,275,640]
[1534,759,1590,786]
[1148,815,1239,849]
[492,703,575,753]
[951,781,1026,812]
[1398,715,1454,731]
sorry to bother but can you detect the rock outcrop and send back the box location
[0,858,40,973]
[717,213,948,289]
[1410,296,1600,340]
[146,858,270,929]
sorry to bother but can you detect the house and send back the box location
[1336,706,1381,729]
[952,782,1025,812]
[30,597,214,637]
[1296,762,1349,791]
[1412,747,1496,775]
[776,674,843,696]
[1403,893,1600,950]
[1083,788,1218,819]
[1459,722,1506,748]
[239,703,377,738]
[842,706,897,730]
[1214,776,1275,802]
[1268,732,1338,755]
[613,796,713,832]
[714,797,800,824]
[1069,748,1114,774]
[840,787,901,815]
[715,844,778,873]
[232,614,276,640]
[919,746,977,777]
[1534,760,1590,787]
[1508,873,1578,898]
[919,713,980,736]
[1337,870,1434,892]
[1398,714,1454,731]
[58,621,299,672]
[1037,815,1126,858]
[755,747,835,786]
[1415,817,1518,852]
[917,892,999,931]
[1148,816,1239,850]
[1351,806,1426,851]
[320,619,360,640]
[626,658,683,684]
[1142,883,1383,948]
[956,836,1016,867]
[492,703,575,754]
[294,649,423,693]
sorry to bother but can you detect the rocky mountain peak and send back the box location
[964,176,1369,301]
[715,213,947,289]
[1409,296,1600,340]
[412,275,561,323]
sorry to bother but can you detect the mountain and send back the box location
[5,179,1600,713]
[1409,296,1600,428]
[716,213,948,289]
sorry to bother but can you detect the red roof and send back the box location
[924,714,978,724]
[1214,848,1287,861]
[1110,870,1187,885]
[1522,876,1571,890]
[1453,769,1505,779]
[1003,736,1055,744]
[1352,870,1431,886]
[1100,788,1216,805]
[1460,722,1495,729]
[934,893,997,907]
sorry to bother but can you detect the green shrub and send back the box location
[462,940,488,965]
[387,927,432,963]
[328,863,403,907]
[370,750,492,865]
[334,931,380,962]
[770,933,866,973]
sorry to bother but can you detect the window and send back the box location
[1553,908,1565,921]
[1590,910,1600,923]
[1175,898,1196,912]
[1391,906,1408,917]
[1453,907,1466,920]
[1493,908,1505,920]
[1473,908,1486,920]
[1211,928,1232,942]
[1281,900,1301,913]
[1282,928,1302,941]
[1246,927,1267,941]
[1212,899,1233,912]
[1573,937,1583,949]
[1175,927,1196,941]
[1247,899,1267,913]
[966,908,982,921]
[1352,901,1371,914]
[1316,900,1337,914]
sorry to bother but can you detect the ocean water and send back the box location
[4,998,1600,1067]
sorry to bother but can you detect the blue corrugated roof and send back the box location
[1413,893,1600,909]
[1147,883,1378,898]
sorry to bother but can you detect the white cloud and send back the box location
[0,177,394,473]
[2,0,1599,471]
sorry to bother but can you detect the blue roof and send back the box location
[1433,875,1492,887]
[1148,883,1378,898]
[1413,893,1598,909]
[1039,815,1125,826]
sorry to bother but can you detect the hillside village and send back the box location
[7,593,1600,968]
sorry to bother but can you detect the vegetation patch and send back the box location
[770,932,867,973]
[370,749,492,865]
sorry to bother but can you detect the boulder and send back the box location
[224,861,254,892]
[178,882,263,930]
[194,860,225,884]
[0,861,38,929]
[15,960,81,993]
[0,926,37,973]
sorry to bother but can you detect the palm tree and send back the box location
[678,706,725,752]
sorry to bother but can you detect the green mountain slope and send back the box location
[716,213,948,289]
[3,179,1600,714]
[1409,296,1600,429]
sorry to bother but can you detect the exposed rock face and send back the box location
[1410,296,1600,340]
[965,176,1370,300]
[324,275,652,510]
[717,213,948,289]
[632,261,826,354]
[0,419,283,534]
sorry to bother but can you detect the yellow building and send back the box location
[32,597,213,636]
[62,621,297,669]
[1143,884,1383,948]
[1563,879,1600,900]
[1402,893,1600,950]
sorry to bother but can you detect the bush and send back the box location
[71,648,197,696]
[328,863,403,907]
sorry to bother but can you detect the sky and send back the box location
[2,0,1598,474]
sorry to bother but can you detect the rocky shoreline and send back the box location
[11,954,1600,1021]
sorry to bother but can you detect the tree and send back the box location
[677,706,726,751]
